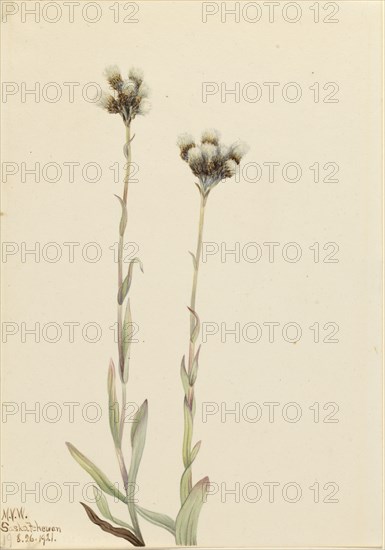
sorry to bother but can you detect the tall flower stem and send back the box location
[114,123,144,545]
[190,193,206,333]
[180,191,208,506]
[117,124,131,373]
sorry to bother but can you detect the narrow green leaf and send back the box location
[180,466,192,506]
[129,400,148,473]
[180,440,201,504]
[136,506,176,536]
[190,440,201,463]
[92,486,135,532]
[190,345,201,386]
[107,359,120,446]
[188,307,200,344]
[180,356,190,397]
[93,486,113,521]
[126,400,148,532]
[66,442,126,503]
[175,477,209,546]
[115,195,127,236]
[118,258,143,305]
[122,298,132,384]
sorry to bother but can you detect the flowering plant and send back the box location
[66,67,248,547]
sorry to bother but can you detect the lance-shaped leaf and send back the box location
[122,298,133,384]
[188,307,200,344]
[175,477,209,546]
[93,486,113,521]
[118,258,143,305]
[180,440,201,505]
[126,400,148,536]
[128,400,148,484]
[115,195,127,236]
[92,486,135,531]
[180,356,190,397]
[190,345,201,386]
[97,491,175,536]
[136,506,176,536]
[66,442,126,503]
[107,360,120,446]
[190,440,201,463]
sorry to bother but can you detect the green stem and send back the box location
[118,125,131,376]
[189,193,206,338]
[114,123,144,546]
[180,191,207,506]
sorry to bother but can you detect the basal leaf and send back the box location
[129,400,148,479]
[175,477,209,546]
[126,400,148,534]
[66,442,126,503]
[92,486,135,532]
[136,506,176,536]
[93,486,113,521]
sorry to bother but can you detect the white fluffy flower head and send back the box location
[98,65,151,125]
[177,129,248,196]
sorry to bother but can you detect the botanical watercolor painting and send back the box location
[66,66,248,546]
[1,2,383,550]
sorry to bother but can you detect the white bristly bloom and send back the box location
[201,128,220,145]
[138,99,151,115]
[128,67,144,84]
[98,65,151,125]
[177,134,196,161]
[228,142,250,163]
[201,143,216,159]
[177,129,248,196]
[104,65,121,81]
[137,82,150,98]
[187,147,202,163]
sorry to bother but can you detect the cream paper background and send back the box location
[1,1,383,548]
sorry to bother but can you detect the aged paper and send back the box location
[1,1,383,548]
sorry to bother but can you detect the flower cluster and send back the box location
[98,65,151,125]
[177,130,248,196]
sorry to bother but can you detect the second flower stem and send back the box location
[180,191,207,506]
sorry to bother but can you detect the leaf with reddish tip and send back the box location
[187,307,200,344]
[175,477,210,545]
